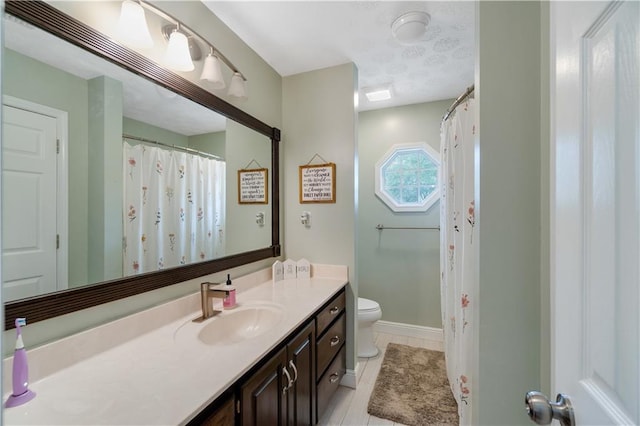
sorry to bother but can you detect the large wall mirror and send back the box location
[2,1,281,329]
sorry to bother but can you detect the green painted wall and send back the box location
[124,119,225,158]
[88,76,123,283]
[283,63,358,371]
[2,48,89,287]
[475,2,542,424]
[225,120,272,256]
[358,100,451,328]
[123,117,188,148]
[189,131,225,159]
[539,1,551,397]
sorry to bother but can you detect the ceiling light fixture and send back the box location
[365,87,392,102]
[116,0,153,49]
[163,23,194,72]
[391,11,430,45]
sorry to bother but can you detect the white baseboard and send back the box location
[374,320,443,342]
[340,362,359,389]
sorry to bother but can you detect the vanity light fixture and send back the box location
[163,23,195,72]
[116,0,153,49]
[365,87,392,102]
[200,47,226,89]
[114,0,248,98]
[228,72,248,99]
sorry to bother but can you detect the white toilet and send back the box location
[357,297,382,358]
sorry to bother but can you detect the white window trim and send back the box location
[374,142,440,213]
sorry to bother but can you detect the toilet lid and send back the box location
[358,297,380,312]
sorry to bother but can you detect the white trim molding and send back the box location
[340,363,359,389]
[374,320,443,342]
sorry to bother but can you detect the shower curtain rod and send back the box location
[122,134,224,161]
[442,85,475,122]
[375,224,440,231]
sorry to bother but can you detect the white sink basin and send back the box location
[175,301,285,346]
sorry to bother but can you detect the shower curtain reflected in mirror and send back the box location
[123,142,226,275]
[440,98,476,424]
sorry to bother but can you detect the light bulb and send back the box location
[116,0,154,49]
[200,52,226,89]
[164,29,194,72]
[227,72,247,99]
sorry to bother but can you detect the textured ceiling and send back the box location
[204,1,475,111]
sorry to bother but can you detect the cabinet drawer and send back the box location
[316,291,345,337]
[316,312,345,378]
[316,346,345,421]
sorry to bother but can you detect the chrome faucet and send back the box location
[193,282,230,322]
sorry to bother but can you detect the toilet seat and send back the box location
[358,297,380,312]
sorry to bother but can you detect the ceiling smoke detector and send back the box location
[391,11,430,45]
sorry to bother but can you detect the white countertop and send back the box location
[3,268,348,425]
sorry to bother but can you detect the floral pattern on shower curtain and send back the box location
[123,142,225,275]
[440,99,476,424]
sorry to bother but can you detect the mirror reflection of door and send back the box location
[2,97,69,301]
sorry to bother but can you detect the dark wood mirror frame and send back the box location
[3,0,281,330]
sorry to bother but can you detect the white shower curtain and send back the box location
[440,98,476,424]
[123,142,226,275]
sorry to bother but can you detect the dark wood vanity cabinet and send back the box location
[240,321,315,426]
[192,288,346,426]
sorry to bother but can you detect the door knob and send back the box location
[525,391,575,426]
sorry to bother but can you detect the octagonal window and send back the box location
[375,142,440,212]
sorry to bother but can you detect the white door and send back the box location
[2,104,59,301]
[550,1,640,424]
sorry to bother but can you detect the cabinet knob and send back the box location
[329,306,340,314]
[329,373,340,383]
[330,336,341,347]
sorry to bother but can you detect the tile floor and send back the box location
[318,331,444,426]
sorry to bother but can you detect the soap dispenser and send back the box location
[223,274,236,308]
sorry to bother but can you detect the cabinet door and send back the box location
[198,394,235,426]
[286,322,315,426]
[241,347,288,426]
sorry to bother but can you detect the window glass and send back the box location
[375,143,440,212]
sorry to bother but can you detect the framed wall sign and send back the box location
[238,168,268,204]
[299,163,336,203]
